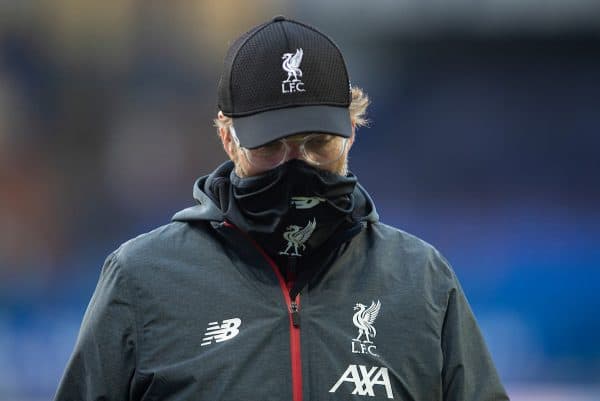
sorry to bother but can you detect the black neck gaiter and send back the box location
[208,160,358,265]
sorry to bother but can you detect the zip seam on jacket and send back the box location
[259,252,303,401]
[223,221,303,401]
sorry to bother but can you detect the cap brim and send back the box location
[231,105,352,149]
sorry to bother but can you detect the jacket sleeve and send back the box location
[441,270,510,401]
[54,251,137,401]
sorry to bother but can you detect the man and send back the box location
[55,16,509,401]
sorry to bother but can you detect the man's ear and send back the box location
[217,112,236,159]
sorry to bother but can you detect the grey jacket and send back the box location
[54,175,509,401]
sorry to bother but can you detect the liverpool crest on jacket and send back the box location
[351,300,381,356]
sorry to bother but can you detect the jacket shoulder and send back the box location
[368,222,456,282]
[110,220,216,271]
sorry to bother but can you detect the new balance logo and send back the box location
[200,318,241,346]
[329,364,394,399]
[290,196,325,209]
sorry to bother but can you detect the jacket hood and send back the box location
[172,161,379,224]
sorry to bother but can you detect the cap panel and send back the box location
[217,21,270,114]
[284,21,350,105]
[227,22,289,115]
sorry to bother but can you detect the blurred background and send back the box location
[0,1,599,400]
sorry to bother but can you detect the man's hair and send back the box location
[214,86,370,133]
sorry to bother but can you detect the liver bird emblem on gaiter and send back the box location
[282,48,304,82]
[279,218,316,256]
[353,300,381,343]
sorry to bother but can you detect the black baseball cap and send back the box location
[217,16,352,149]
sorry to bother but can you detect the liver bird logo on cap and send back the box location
[282,48,304,83]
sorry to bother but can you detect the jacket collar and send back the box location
[172,161,379,225]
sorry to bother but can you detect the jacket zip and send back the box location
[260,252,303,401]
[225,222,303,401]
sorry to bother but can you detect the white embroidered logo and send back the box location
[290,196,325,209]
[200,318,242,346]
[352,300,381,356]
[329,364,394,399]
[281,48,305,93]
[278,218,316,256]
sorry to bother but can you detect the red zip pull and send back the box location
[290,301,300,327]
